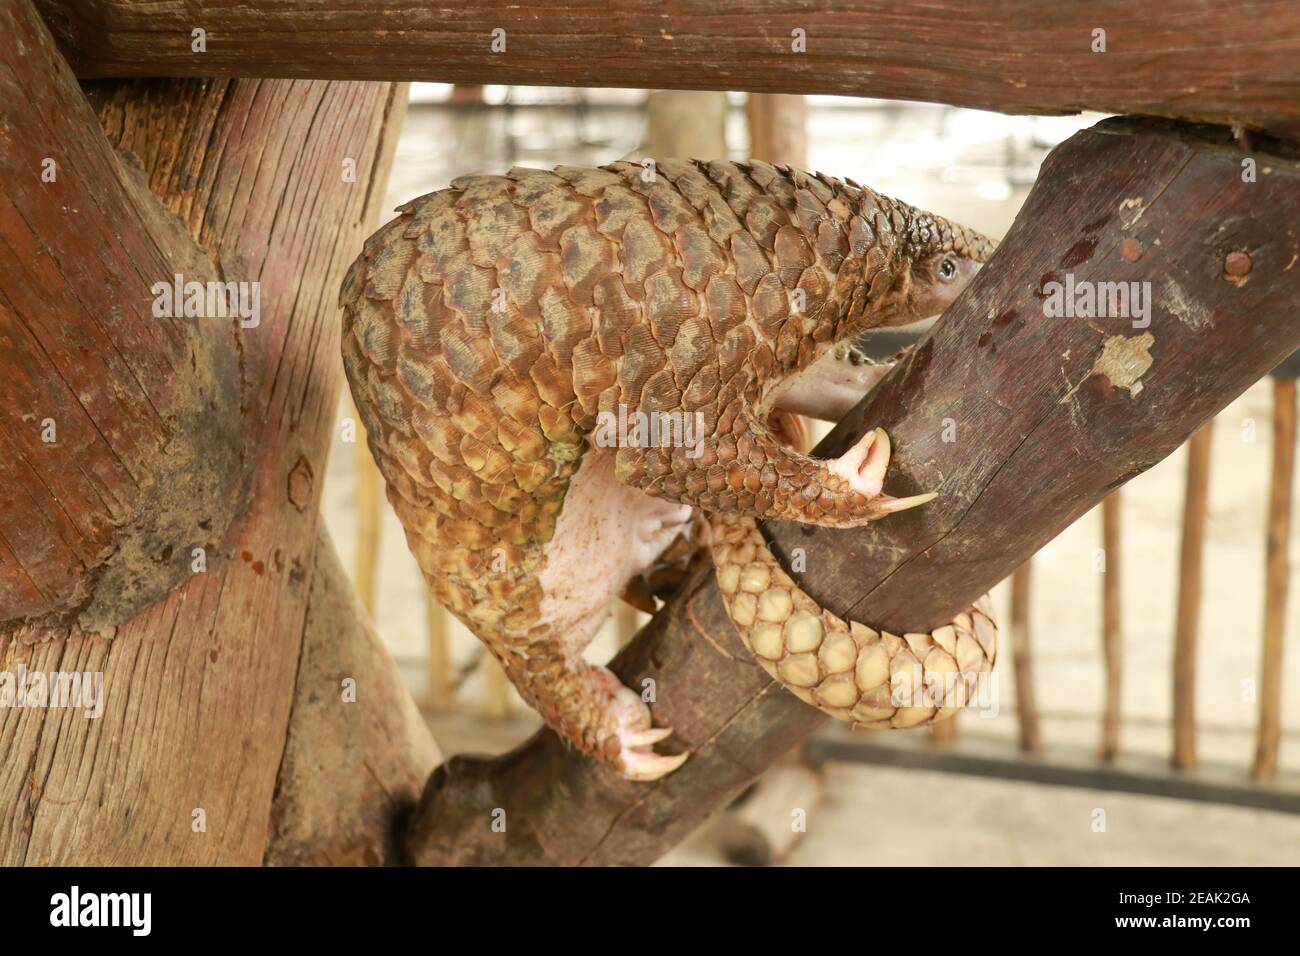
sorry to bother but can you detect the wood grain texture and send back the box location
[35,1,1300,134]
[0,19,409,861]
[264,526,440,866]
[404,117,1300,866]
[0,0,246,629]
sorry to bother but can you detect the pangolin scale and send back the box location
[341,158,998,780]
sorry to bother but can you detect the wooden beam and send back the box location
[403,118,1300,866]
[1172,421,1214,770]
[0,0,246,629]
[1253,379,1295,781]
[35,1,1300,135]
[264,527,440,865]
[0,39,413,862]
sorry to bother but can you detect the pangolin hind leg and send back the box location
[503,446,691,780]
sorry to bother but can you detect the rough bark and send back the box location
[405,118,1300,866]
[35,0,1300,135]
[0,0,245,629]
[264,526,440,866]
[0,0,415,863]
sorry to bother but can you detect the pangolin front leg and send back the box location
[340,158,998,780]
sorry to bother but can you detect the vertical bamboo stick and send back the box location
[351,396,382,614]
[1254,380,1296,780]
[746,94,808,167]
[424,593,452,711]
[1172,421,1215,769]
[1100,492,1123,761]
[481,654,513,720]
[1010,560,1041,752]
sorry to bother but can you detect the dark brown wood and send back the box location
[0,0,416,862]
[1253,379,1295,781]
[404,118,1300,866]
[1172,421,1214,770]
[1010,561,1041,752]
[34,1,1300,135]
[1100,492,1123,761]
[0,0,246,629]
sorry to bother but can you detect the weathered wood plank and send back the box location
[404,117,1300,866]
[0,38,410,862]
[35,0,1300,134]
[0,0,245,628]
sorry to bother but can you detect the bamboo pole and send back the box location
[351,395,382,613]
[1010,560,1041,752]
[480,654,514,720]
[424,593,452,711]
[1253,380,1296,780]
[1172,421,1215,770]
[1100,492,1123,761]
[746,94,808,167]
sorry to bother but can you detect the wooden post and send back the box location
[646,90,728,158]
[747,93,807,167]
[1172,421,1215,770]
[1010,561,1041,752]
[424,593,453,711]
[353,397,382,613]
[0,0,428,864]
[1099,492,1123,761]
[1253,379,1296,780]
[480,655,514,720]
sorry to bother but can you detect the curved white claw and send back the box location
[828,427,936,516]
[621,748,690,782]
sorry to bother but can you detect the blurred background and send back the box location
[323,84,1300,865]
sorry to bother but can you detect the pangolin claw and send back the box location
[623,726,674,748]
[620,749,690,782]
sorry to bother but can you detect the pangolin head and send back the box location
[895,206,997,325]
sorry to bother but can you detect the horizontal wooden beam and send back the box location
[403,118,1300,866]
[37,1,1300,135]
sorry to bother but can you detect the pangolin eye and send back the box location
[938,257,958,281]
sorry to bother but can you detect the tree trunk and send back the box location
[0,0,431,865]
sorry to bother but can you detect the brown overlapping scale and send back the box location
[340,158,996,777]
[711,511,998,729]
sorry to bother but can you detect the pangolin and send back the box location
[340,159,999,780]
